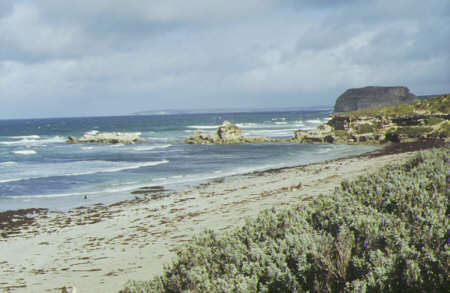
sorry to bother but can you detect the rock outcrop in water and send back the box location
[184,121,277,144]
[333,86,417,113]
[67,131,145,144]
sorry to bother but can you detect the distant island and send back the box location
[132,105,332,116]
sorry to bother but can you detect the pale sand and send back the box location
[0,151,415,292]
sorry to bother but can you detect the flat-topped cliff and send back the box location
[333,86,417,113]
[295,94,449,144]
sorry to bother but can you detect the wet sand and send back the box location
[0,140,445,292]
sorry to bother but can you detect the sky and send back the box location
[0,0,449,119]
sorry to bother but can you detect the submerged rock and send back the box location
[67,131,145,144]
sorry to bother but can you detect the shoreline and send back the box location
[0,140,446,292]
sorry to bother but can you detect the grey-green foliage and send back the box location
[121,148,449,293]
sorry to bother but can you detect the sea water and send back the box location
[0,110,377,210]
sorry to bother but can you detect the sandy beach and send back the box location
[0,142,442,292]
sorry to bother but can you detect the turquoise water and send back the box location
[0,110,377,210]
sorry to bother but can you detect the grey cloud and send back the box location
[0,0,449,118]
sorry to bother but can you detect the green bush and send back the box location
[394,126,433,138]
[121,148,449,293]
[334,130,348,137]
[424,117,444,126]
[355,123,375,134]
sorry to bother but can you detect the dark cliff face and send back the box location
[333,86,417,113]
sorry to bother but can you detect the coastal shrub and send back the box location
[355,123,375,134]
[393,126,433,138]
[424,117,444,126]
[334,130,347,137]
[121,148,449,293]
[437,121,450,138]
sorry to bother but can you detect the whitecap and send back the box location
[12,150,37,155]
[0,161,17,167]
[39,136,65,144]
[85,130,99,136]
[274,121,288,125]
[187,125,220,129]
[235,123,258,128]
[0,136,65,146]
[10,135,40,139]
[306,119,322,124]
[133,144,172,151]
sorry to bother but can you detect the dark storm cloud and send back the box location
[0,0,448,118]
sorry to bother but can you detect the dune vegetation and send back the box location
[121,147,448,293]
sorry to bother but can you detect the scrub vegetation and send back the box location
[121,148,449,293]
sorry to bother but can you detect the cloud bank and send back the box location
[0,0,449,118]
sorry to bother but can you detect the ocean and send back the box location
[0,110,377,211]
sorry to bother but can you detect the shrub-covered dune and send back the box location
[121,148,449,293]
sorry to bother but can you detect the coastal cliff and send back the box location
[296,94,449,144]
[333,86,417,113]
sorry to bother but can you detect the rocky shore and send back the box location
[184,94,449,145]
[66,131,145,144]
[301,94,449,144]
[183,121,278,144]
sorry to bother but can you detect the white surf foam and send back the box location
[306,119,322,124]
[85,130,99,136]
[10,135,41,139]
[0,161,17,167]
[187,125,220,130]
[12,150,37,155]
[5,189,106,200]
[133,144,172,151]
[235,123,258,128]
[0,160,169,183]
[1,136,65,146]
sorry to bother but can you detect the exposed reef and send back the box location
[183,121,278,144]
[67,131,145,144]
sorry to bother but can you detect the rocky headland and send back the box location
[184,94,449,145]
[67,131,145,144]
[333,86,418,113]
[295,94,449,144]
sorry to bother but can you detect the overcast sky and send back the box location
[0,0,449,118]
